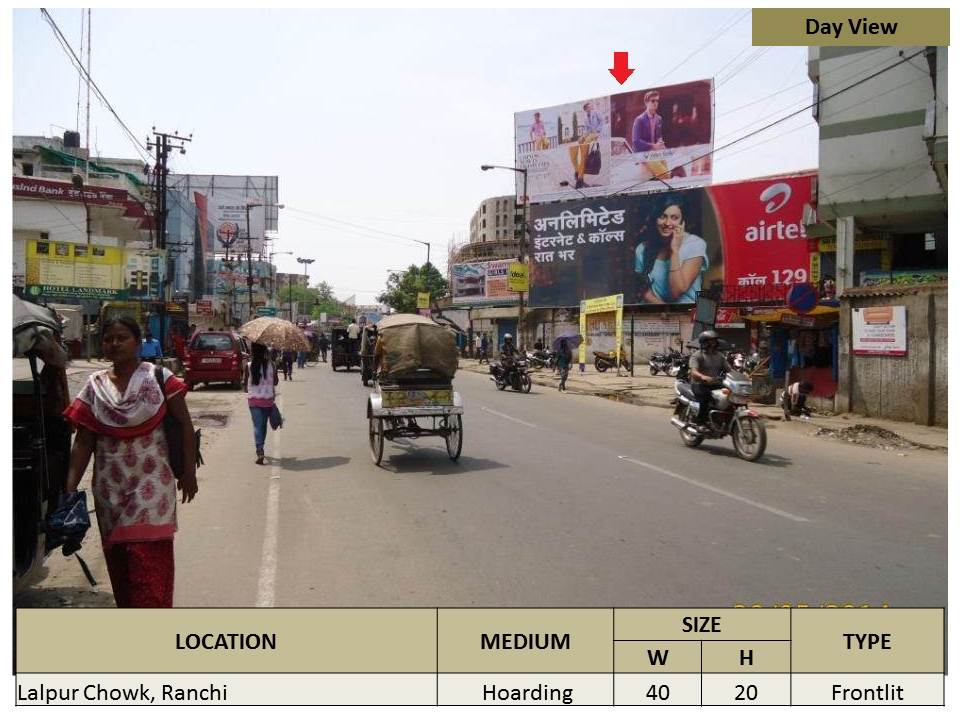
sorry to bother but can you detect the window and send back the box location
[482,219,486,229]
[192,333,234,351]
[482,205,486,215]
[22,163,34,176]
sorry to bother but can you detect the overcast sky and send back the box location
[13,8,819,304]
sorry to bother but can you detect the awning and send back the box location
[744,305,840,324]
[36,145,146,189]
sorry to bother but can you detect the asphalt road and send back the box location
[167,362,946,609]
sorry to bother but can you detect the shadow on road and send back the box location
[277,456,351,472]
[378,445,509,475]
[701,445,794,468]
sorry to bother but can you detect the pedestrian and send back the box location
[557,337,572,392]
[63,316,197,608]
[479,333,489,365]
[473,332,482,359]
[139,329,163,364]
[245,342,279,464]
[318,332,329,363]
[296,349,306,369]
[347,318,360,354]
[281,349,295,380]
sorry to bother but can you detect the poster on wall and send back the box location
[515,79,714,203]
[852,305,907,356]
[528,172,815,308]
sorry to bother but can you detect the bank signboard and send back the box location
[515,79,714,203]
[528,172,816,308]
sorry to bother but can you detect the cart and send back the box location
[367,374,464,465]
[330,327,359,371]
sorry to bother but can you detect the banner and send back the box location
[450,260,517,303]
[578,294,623,365]
[206,258,274,296]
[25,240,125,299]
[508,262,529,292]
[515,79,714,203]
[528,172,815,308]
[172,175,279,254]
[852,306,907,356]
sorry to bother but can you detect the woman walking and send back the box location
[557,337,572,393]
[63,317,197,608]
[245,342,278,464]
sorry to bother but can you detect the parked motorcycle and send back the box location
[728,349,746,372]
[594,348,632,373]
[648,352,672,375]
[666,351,687,377]
[526,349,555,370]
[489,358,532,393]
[669,370,767,461]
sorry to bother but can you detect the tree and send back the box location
[377,262,447,314]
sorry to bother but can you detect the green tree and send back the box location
[377,262,447,314]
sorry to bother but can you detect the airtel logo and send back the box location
[759,183,792,213]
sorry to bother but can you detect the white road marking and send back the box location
[256,398,283,607]
[481,406,537,428]
[618,455,811,523]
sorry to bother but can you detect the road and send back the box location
[18,362,947,609]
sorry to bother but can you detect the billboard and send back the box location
[24,239,126,300]
[528,172,816,308]
[206,258,274,296]
[172,175,279,254]
[124,249,167,299]
[852,306,907,356]
[515,79,714,203]
[451,259,517,303]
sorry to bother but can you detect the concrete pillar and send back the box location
[835,216,856,295]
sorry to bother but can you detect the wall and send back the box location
[837,285,946,426]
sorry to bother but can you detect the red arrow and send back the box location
[609,51,634,85]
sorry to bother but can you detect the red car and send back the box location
[183,331,249,390]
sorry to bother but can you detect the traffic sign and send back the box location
[257,307,278,317]
[786,283,818,314]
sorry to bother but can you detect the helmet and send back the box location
[697,330,719,345]
[504,334,513,340]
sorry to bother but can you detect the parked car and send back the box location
[184,331,248,390]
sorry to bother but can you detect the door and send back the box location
[497,320,517,353]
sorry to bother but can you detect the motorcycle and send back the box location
[728,349,746,372]
[594,349,632,373]
[648,352,672,375]
[526,350,555,370]
[489,358,532,393]
[669,370,767,461]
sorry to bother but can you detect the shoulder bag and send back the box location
[155,367,203,479]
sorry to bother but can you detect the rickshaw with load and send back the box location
[367,314,463,465]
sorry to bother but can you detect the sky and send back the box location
[12,7,819,304]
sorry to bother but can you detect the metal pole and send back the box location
[288,274,293,321]
[630,311,635,377]
[246,204,254,319]
[518,169,528,351]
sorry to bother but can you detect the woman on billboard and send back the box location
[634,195,708,304]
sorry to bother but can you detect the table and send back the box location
[15,608,944,706]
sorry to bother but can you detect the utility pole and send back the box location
[245,203,255,319]
[147,128,192,355]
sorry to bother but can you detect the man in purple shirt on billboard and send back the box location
[632,90,666,152]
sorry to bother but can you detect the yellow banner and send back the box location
[580,294,623,316]
[25,239,124,290]
[416,292,431,309]
[508,262,528,292]
[753,8,949,46]
[578,294,624,365]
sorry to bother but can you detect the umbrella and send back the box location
[552,334,582,352]
[239,317,310,351]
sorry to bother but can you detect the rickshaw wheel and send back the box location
[445,415,463,461]
[369,417,384,465]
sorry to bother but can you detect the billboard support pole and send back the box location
[630,311,635,377]
[519,168,528,352]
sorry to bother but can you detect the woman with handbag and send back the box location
[244,342,279,464]
[63,316,198,608]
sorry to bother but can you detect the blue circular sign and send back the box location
[786,282,818,314]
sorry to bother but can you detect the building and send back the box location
[805,45,947,425]
[458,195,521,262]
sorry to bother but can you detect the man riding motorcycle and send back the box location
[689,330,731,433]
[500,333,518,366]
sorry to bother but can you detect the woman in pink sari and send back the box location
[64,316,198,607]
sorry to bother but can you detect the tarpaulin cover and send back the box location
[378,314,458,380]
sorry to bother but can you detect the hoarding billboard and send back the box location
[206,258,274,296]
[450,259,517,303]
[25,239,126,299]
[528,172,815,308]
[515,79,713,203]
[172,175,279,254]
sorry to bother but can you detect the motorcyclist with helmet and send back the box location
[689,330,731,433]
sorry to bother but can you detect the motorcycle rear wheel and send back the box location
[733,416,767,461]
[594,358,608,373]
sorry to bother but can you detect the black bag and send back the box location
[155,367,203,479]
[269,404,283,430]
[584,142,601,175]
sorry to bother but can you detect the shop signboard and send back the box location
[24,239,126,300]
[508,262,529,292]
[528,172,815,308]
[515,79,714,203]
[196,299,214,314]
[714,308,745,329]
[852,305,907,357]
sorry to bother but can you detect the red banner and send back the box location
[709,173,815,298]
[13,176,129,206]
[194,191,211,254]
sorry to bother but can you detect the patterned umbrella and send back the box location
[239,317,310,351]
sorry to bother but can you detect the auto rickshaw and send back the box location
[330,327,360,371]
[13,294,72,591]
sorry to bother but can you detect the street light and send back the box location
[268,250,294,310]
[481,163,528,350]
[244,201,285,318]
[294,257,315,323]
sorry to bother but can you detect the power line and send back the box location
[617,49,927,196]
[39,8,150,163]
[657,8,751,83]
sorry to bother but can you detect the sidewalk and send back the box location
[458,359,947,451]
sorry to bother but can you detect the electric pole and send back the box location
[147,128,192,355]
